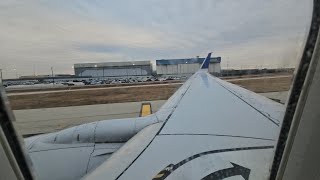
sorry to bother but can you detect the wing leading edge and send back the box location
[85,53,285,180]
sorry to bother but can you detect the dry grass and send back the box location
[9,84,180,110]
[8,76,292,110]
[229,76,292,93]
[6,80,183,93]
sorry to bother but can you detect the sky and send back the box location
[0,0,313,78]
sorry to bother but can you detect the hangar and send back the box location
[74,61,152,77]
[156,57,221,76]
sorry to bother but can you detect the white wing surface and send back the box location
[84,53,284,180]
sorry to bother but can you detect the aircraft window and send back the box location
[0,1,316,180]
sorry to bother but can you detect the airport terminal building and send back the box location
[156,57,221,76]
[74,61,152,77]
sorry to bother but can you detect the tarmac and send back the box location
[13,100,166,136]
[13,90,289,136]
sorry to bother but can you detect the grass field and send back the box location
[228,76,292,93]
[8,75,292,110]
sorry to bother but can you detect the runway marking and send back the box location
[140,103,152,117]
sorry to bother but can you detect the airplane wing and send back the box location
[84,53,285,180]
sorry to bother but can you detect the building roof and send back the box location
[156,57,221,65]
[74,61,151,68]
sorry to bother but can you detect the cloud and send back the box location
[0,0,313,78]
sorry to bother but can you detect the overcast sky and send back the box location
[0,0,312,78]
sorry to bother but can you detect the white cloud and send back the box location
[0,0,313,78]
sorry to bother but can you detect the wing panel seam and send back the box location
[158,133,275,141]
[212,75,280,126]
[116,74,197,179]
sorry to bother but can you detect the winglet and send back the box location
[200,52,212,69]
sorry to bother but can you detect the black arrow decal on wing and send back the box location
[201,162,250,180]
[152,145,272,180]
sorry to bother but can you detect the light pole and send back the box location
[51,67,54,85]
[0,69,2,84]
[132,63,135,76]
[13,68,18,79]
[226,60,229,77]
[126,68,128,79]
[33,65,36,76]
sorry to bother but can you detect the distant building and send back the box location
[156,57,221,76]
[74,61,152,77]
[19,74,74,79]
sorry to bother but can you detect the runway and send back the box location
[14,90,289,136]
[14,100,166,136]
